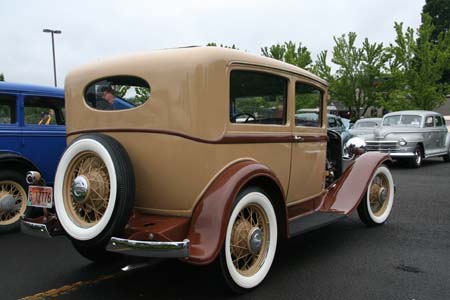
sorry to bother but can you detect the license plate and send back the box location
[28,186,53,208]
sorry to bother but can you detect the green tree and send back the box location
[423,0,450,41]
[261,41,312,69]
[423,0,450,84]
[206,42,238,49]
[0,73,4,81]
[383,15,449,111]
[319,32,387,118]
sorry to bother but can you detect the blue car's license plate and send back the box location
[27,186,53,208]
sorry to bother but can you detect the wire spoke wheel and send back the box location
[0,180,27,226]
[358,165,394,226]
[221,188,277,292]
[63,151,110,228]
[230,204,269,276]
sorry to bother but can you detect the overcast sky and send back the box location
[0,0,425,87]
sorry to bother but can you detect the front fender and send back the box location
[321,152,391,214]
[185,160,285,265]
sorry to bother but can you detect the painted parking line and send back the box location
[19,273,119,300]
[19,260,157,300]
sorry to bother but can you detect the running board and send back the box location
[288,212,346,237]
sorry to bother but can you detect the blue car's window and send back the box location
[0,94,16,124]
[85,76,150,111]
[24,96,65,125]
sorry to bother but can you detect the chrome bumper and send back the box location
[20,220,53,239]
[107,237,190,258]
[388,152,415,157]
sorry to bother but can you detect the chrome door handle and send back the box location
[293,135,304,142]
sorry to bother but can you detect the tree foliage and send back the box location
[423,0,450,41]
[206,42,238,49]
[261,41,312,69]
[0,73,4,81]
[382,14,450,111]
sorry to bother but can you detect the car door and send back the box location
[21,93,66,184]
[288,80,327,207]
[434,115,447,152]
[423,115,437,155]
[0,92,21,153]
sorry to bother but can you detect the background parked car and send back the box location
[349,118,381,138]
[295,113,351,143]
[0,82,65,232]
[364,110,450,167]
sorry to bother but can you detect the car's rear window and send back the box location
[355,121,379,128]
[85,76,150,111]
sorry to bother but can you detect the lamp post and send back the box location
[43,29,62,87]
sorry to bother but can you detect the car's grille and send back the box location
[366,141,399,152]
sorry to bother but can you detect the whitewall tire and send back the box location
[220,187,278,292]
[358,165,394,226]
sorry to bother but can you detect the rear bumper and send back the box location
[107,237,190,258]
[21,217,191,259]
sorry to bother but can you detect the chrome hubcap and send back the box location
[248,227,263,254]
[71,175,90,203]
[0,194,16,212]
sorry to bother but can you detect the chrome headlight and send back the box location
[344,137,367,159]
[399,139,407,146]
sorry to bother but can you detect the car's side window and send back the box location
[435,116,444,127]
[230,70,287,125]
[294,82,323,127]
[328,117,337,128]
[0,93,17,124]
[424,116,434,128]
[24,95,65,125]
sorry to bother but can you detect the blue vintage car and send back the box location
[0,82,66,232]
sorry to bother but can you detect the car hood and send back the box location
[349,128,376,136]
[365,126,423,141]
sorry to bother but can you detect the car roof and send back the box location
[0,81,64,96]
[383,110,441,117]
[70,46,328,87]
[355,118,381,123]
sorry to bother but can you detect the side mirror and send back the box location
[343,137,367,159]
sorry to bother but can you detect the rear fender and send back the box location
[185,160,286,265]
[0,151,41,176]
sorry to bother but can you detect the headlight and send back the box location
[399,139,407,146]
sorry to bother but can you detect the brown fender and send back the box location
[320,152,391,214]
[185,160,286,265]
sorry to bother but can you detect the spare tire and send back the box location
[54,133,134,247]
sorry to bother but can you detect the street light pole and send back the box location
[43,29,62,87]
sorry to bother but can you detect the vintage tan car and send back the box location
[22,47,395,292]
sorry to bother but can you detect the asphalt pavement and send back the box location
[1,158,449,300]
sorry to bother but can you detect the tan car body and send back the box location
[65,47,329,217]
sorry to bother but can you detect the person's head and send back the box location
[101,86,115,104]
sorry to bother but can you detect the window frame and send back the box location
[294,80,325,129]
[0,92,18,126]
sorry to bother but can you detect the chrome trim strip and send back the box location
[20,220,52,239]
[388,153,415,157]
[107,237,190,258]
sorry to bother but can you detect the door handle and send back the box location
[293,135,304,142]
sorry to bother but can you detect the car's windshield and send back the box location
[383,115,422,127]
[355,121,379,128]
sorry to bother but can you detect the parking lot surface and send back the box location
[1,159,449,300]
